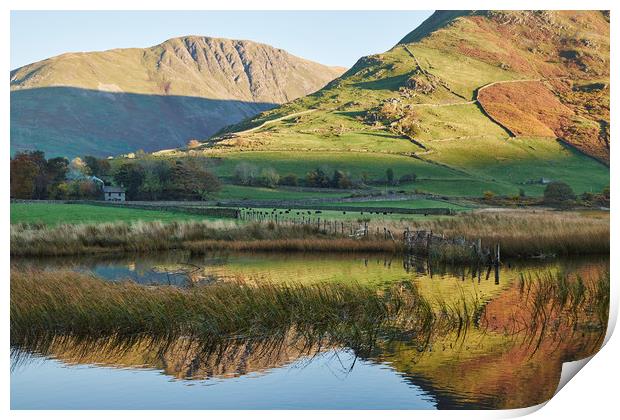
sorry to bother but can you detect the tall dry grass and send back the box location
[10,210,608,258]
[11,269,445,352]
[11,220,399,257]
[379,210,609,257]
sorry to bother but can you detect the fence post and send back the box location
[495,243,501,266]
[427,230,432,253]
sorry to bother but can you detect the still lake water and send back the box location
[11,251,609,409]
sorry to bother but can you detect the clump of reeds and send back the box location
[10,221,400,257]
[185,238,402,255]
[427,242,481,265]
[11,269,457,354]
[434,211,609,257]
[379,210,609,258]
[11,210,608,258]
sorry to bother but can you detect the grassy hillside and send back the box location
[154,11,608,199]
[10,36,345,157]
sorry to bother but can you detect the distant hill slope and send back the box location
[10,36,345,157]
[211,11,609,163]
[150,11,607,198]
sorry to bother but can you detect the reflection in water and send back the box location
[11,252,609,410]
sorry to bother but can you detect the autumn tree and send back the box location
[167,160,220,200]
[10,155,38,198]
[10,151,63,199]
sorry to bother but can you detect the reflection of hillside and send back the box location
[371,327,601,409]
[369,262,608,409]
[11,255,608,409]
[16,315,603,410]
[15,333,323,382]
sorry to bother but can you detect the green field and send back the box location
[207,151,457,181]
[321,199,470,210]
[200,133,608,198]
[239,207,452,223]
[10,203,217,226]
[10,202,452,226]
[214,184,351,201]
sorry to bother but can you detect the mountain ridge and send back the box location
[11,35,345,157]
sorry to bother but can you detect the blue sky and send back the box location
[10,10,433,70]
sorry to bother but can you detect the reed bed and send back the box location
[10,220,399,257]
[10,210,608,258]
[382,210,609,257]
[184,238,402,254]
[11,269,451,352]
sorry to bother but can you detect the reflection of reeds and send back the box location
[482,269,609,353]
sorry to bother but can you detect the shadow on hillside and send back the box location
[10,86,277,158]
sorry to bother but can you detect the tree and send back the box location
[167,160,220,200]
[543,182,575,204]
[234,162,258,186]
[11,151,50,199]
[11,151,73,199]
[141,171,163,200]
[279,173,299,186]
[68,157,89,179]
[306,168,331,188]
[259,168,280,188]
[483,191,495,200]
[187,139,202,149]
[10,156,38,198]
[331,170,352,189]
[386,168,395,185]
[47,157,69,184]
[360,172,371,186]
[25,151,48,199]
[139,160,176,200]
[83,156,111,178]
[113,162,145,200]
[49,182,70,200]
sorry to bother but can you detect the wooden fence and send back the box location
[231,204,455,216]
[238,209,500,265]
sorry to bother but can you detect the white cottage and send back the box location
[103,186,126,201]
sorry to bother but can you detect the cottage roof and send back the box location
[103,186,125,193]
